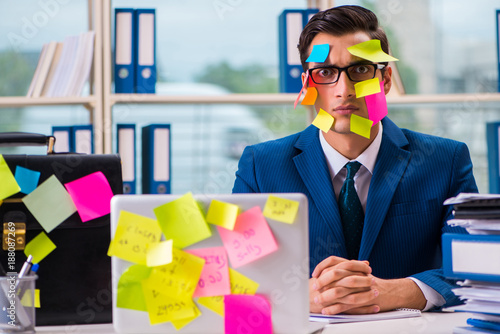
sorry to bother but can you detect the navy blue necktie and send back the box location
[338,161,364,260]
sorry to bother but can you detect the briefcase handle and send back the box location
[0,132,55,154]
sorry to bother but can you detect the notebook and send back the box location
[110,193,310,334]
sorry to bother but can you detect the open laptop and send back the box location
[110,193,314,334]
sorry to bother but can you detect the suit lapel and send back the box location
[359,118,410,260]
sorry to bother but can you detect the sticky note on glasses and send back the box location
[354,77,381,98]
[306,44,329,63]
[350,114,373,139]
[312,108,334,133]
[301,87,317,105]
[347,39,398,62]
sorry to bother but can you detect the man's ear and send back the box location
[301,71,308,87]
[383,66,393,94]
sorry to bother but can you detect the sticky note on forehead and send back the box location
[306,44,329,63]
[347,39,398,62]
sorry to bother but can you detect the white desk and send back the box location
[35,312,471,334]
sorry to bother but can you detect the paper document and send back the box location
[309,308,421,323]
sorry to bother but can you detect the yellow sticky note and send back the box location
[354,77,381,98]
[20,288,40,308]
[206,199,239,230]
[146,240,173,267]
[25,232,56,263]
[198,268,259,316]
[301,87,318,105]
[262,195,300,224]
[0,155,20,200]
[312,108,334,133]
[350,114,373,139]
[154,192,212,249]
[171,304,202,330]
[347,39,398,62]
[107,210,162,265]
[116,264,152,311]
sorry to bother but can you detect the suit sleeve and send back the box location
[410,142,478,308]
[232,146,260,193]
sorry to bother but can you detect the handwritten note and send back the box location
[301,87,318,105]
[206,199,239,230]
[146,240,173,267]
[116,264,152,311]
[347,39,398,62]
[15,166,40,194]
[186,247,230,298]
[306,44,330,63]
[354,77,381,98]
[24,231,56,263]
[217,206,278,268]
[263,195,299,224]
[312,108,334,133]
[154,192,212,249]
[224,294,273,334]
[22,175,77,233]
[350,114,373,139]
[107,210,162,265]
[64,171,114,222]
[198,268,259,316]
[0,155,20,200]
[365,79,388,125]
[171,304,202,330]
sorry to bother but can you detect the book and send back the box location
[309,308,421,324]
[31,41,58,98]
[26,43,48,97]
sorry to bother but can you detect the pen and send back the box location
[16,255,33,290]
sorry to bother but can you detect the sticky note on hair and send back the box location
[263,195,299,224]
[366,80,388,125]
[306,44,330,62]
[0,155,20,200]
[301,87,318,105]
[347,39,398,62]
[350,114,373,139]
[354,77,381,98]
[206,199,239,230]
[312,108,334,133]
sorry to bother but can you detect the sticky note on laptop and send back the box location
[263,195,300,224]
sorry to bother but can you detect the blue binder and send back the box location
[114,8,136,93]
[487,121,500,193]
[142,124,171,194]
[134,8,156,94]
[278,8,318,93]
[52,126,73,153]
[117,124,136,194]
[72,125,94,154]
[443,233,500,282]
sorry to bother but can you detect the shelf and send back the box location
[0,96,98,108]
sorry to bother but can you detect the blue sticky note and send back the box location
[15,166,41,194]
[306,44,330,63]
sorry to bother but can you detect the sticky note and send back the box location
[146,240,173,267]
[218,206,278,268]
[224,294,272,334]
[306,44,329,63]
[15,166,40,194]
[350,114,373,139]
[186,247,230,298]
[171,305,202,330]
[22,175,77,233]
[312,108,334,133]
[294,71,308,109]
[347,39,398,62]
[107,210,162,265]
[206,199,239,230]
[64,171,114,222]
[365,79,388,125]
[24,232,56,263]
[117,264,152,311]
[263,195,299,224]
[198,268,259,316]
[20,288,40,308]
[301,87,318,105]
[0,155,21,200]
[354,77,381,98]
[154,192,212,249]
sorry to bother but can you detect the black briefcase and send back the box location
[0,133,122,326]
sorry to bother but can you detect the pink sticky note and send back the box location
[224,294,272,334]
[217,206,278,268]
[64,171,114,222]
[365,80,388,126]
[186,247,230,298]
[293,71,309,109]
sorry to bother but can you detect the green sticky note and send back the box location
[312,108,335,133]
[24,232,56,263]
[22,175,77,233]
[0,155,21,200]
[206,199,239,230]
[354,77,381,98]
[347,39,398,62]
[350,114,373,139]
[153,192,212,249]
[117,264,152,312]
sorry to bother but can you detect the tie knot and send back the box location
[345,161,362,180]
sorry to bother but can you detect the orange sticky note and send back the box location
[301,87,318,105]
[350,114,373,139]
[311,108,334,133]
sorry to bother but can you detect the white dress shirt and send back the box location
[318,124,444,311]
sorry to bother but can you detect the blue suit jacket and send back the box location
[232,117,478,307]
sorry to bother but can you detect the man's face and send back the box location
[303,31,392,136]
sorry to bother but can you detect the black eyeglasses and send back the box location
[308,63,386,85]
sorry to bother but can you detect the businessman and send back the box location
[232,5,478,315]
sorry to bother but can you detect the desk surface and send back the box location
[35,311,471,334]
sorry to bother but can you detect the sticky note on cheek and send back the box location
[365,80,388,125]
[301,87,317,105]
[311,108,334,133]
[350,114,373,139]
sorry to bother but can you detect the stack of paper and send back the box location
[309,308,421,324]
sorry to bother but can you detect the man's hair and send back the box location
[298,5,389,70]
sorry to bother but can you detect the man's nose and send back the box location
[334,71,355,99]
